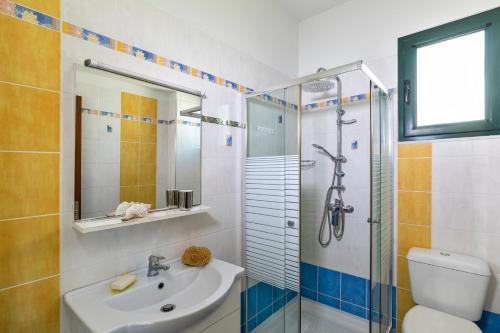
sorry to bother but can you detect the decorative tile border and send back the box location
[62,21,115,49]
[61,19,253,94]
[0,1,393,126]
[81,108,202,127]
[0,0,59,31]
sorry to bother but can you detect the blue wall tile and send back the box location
[273,286,285,301]
[257,282,273,310]
[341,301,368,319]
[286,288,298,303]
[241,292,246,324]
[256,305,273,326]
[392,285,397,320]
[301,287,318,301]
[247,316,257,332]
[247,285,257,319]
[477,311,500,333]
[318,267,340,298]
[318,293,340,309]
[273,297,285,313]
[341,273,367,308]
[301,262,318,291]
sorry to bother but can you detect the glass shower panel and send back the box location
[244,86,300,333]
[370,85,394,333]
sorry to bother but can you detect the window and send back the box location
[398,7,500,141]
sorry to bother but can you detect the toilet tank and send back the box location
[407,247,491,321]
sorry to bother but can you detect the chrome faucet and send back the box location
[147,255,170,277]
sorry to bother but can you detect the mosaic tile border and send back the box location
[0,1,393,124]
[0,0,60,31]
[81,108,201,127]
[61,20,253,94]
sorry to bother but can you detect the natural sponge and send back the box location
[181,246,212,267]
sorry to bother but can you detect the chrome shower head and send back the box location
[303,68,336,93]
[312,144,336,162]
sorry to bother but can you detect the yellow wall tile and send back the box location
[398,191,431,225]
[397,255,410,290]
[0,276,59,332]
[398,143,432,158]
[0,215,59,289]
[0,83,60,152]
[140,143,157,162]
[121,92,141,116]
[396,288,415,320]
[398,158,431,191]
[139,143,157,185]
[0,152,59,220]
[139,163,157,186]
[139,185,156,209]
[16,0,60,17]
[140,123,157,143]
[121,119,140,142]
[141,96,157,119]
[120,142,139,186]
[0,15,60,91]
[398,223,431,256]
[120,186,139,203]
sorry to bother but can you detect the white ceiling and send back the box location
[276,0,351,21]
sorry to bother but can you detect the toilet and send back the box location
[402,247,491,333]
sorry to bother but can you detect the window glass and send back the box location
[416,30,485,126]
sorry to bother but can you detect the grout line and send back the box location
[0,150,60,154]
[397,222,431,228]
[397,157,432,160]
[0,80,60,94]
[0,274,59,292]
[0,213,60,222]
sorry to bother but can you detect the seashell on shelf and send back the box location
[121,203,152,221]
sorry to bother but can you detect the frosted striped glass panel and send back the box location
[245,155,300,292]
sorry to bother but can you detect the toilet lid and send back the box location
[402,306,482,333]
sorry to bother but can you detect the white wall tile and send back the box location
[431,138,500,314]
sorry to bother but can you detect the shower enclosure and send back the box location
[242,61,393,333]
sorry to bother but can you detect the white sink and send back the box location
[64,258,244,333]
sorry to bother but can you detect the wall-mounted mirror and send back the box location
[74,65,201,220]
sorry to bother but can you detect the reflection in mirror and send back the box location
[74,66,201,220]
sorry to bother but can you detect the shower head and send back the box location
[312,144,336,162]
[302,68,336,93]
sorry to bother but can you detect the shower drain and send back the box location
[160,304,175,313]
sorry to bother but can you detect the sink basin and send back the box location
[64,258,244,333]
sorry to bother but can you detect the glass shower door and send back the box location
[370,85,394,333]
[244,86,300,333]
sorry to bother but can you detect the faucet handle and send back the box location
[149,254,165,264]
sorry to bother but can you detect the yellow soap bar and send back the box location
[110,273,136,292]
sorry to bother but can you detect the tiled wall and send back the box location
[396,140,500,333]
[396,143,431,329]
[120,92,158,208]
[57,0,289,331]
[0,0,61,331]
[241,281,298,332]
[300,262,371,320]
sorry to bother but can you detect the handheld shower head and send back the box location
[312,144,336,162]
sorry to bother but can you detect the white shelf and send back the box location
[73,205,211,234]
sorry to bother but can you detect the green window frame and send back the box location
[398,7,500,141]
